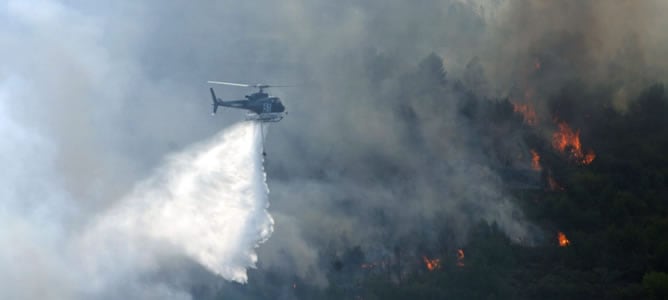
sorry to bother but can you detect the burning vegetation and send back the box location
[513,102,538,125]
[217,31,668,297]
[530,149,542,171]
[456,249,465,267]
[552,122,596,165]
[557,231,570,247]
[422,256,441,271]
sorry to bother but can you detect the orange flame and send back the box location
[583,150,596,165]
[530,149,542,171]
[456,249,465,267]
[513,102,538,125]
[558,231,570,247]
[552,122,596,165]
[422,256,440,271]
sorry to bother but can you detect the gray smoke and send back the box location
[2,0,667,298]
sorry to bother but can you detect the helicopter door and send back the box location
[263,103,272,113]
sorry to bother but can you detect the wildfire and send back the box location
[513,102,538,125]
[422,256,440,271]
[530,149,542,171]
[557,231,570,247]
[456,249,465,267]
[552,122,596,165]
[583,151,596,165]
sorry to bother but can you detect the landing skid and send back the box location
[246,112,285,122]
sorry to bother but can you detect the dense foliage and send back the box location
[350,75,664,299]
[210,54,668,300]
[344,63,668,300]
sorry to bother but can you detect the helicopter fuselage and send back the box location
[210,88,286,122]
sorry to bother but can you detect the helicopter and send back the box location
[208,81,287,122]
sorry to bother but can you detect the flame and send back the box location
[456,249,465,267]
[557,231,570,247]
[513,102,538,125]
[552,122,596,165]
[422,256,440,271]
[530,149,542,171]
[583,150,596,165]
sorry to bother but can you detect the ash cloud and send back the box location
[481,0,668,109]
[2,0,667,298]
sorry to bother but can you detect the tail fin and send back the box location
[210,88,222,115]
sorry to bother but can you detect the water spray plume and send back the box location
[86,121,273,284]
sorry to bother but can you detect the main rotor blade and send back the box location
[208,81,293,88]
[207,81,252,87]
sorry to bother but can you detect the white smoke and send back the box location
[0,77,82,300]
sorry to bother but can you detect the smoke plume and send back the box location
[3,0,668,298]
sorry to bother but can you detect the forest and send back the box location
[206,53,668,300]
